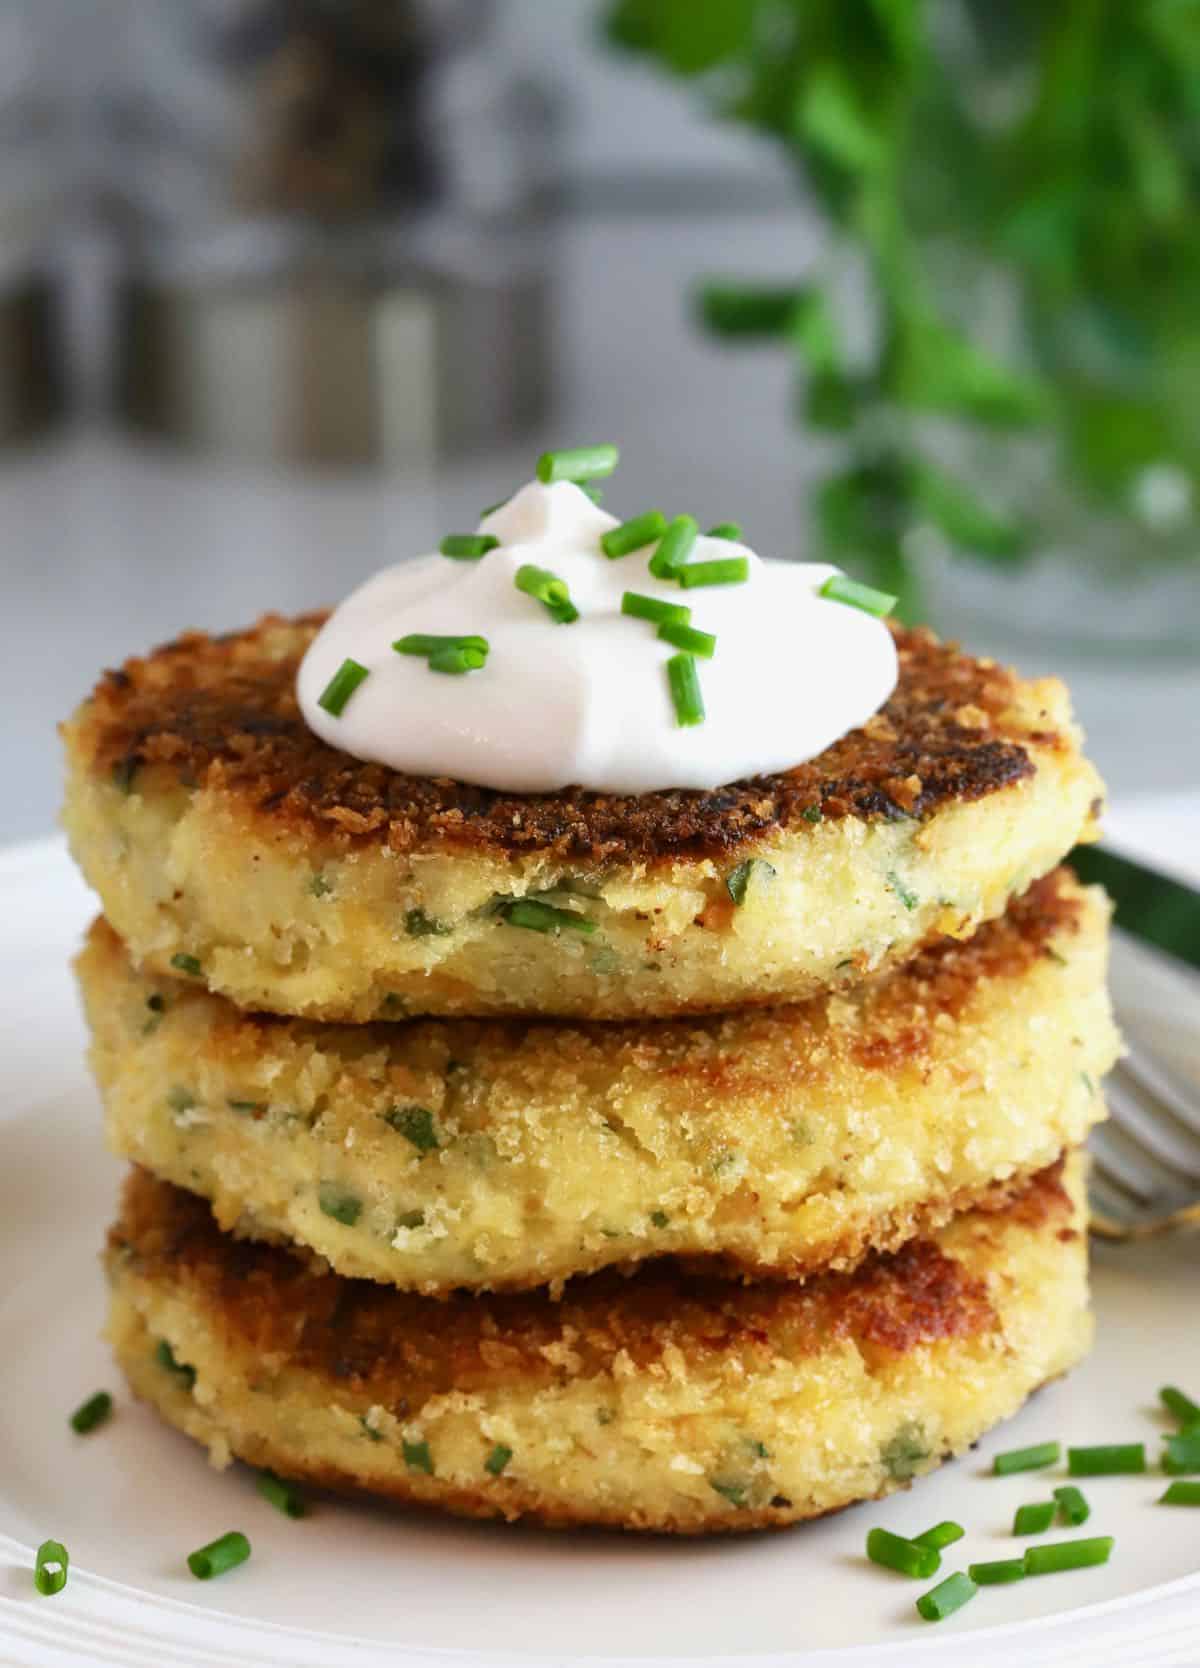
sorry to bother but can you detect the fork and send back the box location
[1088,1041,1200,1242]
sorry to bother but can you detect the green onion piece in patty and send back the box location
[621,591,690,627]
[317,657,369,717]
[34,1540,68,1597]
[485,1444,513,1476]
[705,522,743,541]
[1068,1443,1145,1476]
[500,899,597,936]
[969,1558,1027,1585]
[914,1521,964,1551]
[256,1470,307,1519]
[317,1183,362,1227]
[155,1339,196,1389]
[170,953,202,978]
[536,444,619,484]
[70,1391,113,1435]
[993,1440,1060,1475]
[187,1531,251,1581]
[649,515,699,580]
[403,1440,435,1475]
[1024,1537,1114,1576]
[678,556,750,589]
[395,634,489,658]
[666,653,705,727]
[726,858,776,907]
[915,1571,977,1622]
[1053,1485,1091,1526]
[428,644,488,675]
[1163,1433,1200,1474]
[819,573,898,617]
[439,534,499,560]
[657,620,716,658]
[601,510,667,558]
[1014,1501,1056,1535]
[866,1527,940,1579]
[1160,1481,1200,1506]
[1161,1386,1200,1426]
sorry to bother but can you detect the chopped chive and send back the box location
[993,1440,1060,1475]
[500,899,596,936]
[916,1570,977,1622]
[428,644,488,674]
[621,591,691,626]
[515,564,577,622]
[70,1391,113,1435]
[886,870,920,911]
[678,556,750,589]
[1014,1501,1056,1535]
[650,1209,670,1228]
[1163,1433,1200,1474]
[657,620,716,658]
[479,496,509,519]
[1024,1537,1114,1576]
[382,1105,440,1151]
[602,510,667,558]
[403,1439,434,1475]
[155,1340,196,1390]
[170,953,202,978]
[914,1521,965,1551]
[536,444,619,484]
[649,515,699,580]
[726,857,776,906]
[1068,1443,1145,1476]
[227,1099,267,1116]
[395,634,489,658]
[405,907,452,938]
[666,652,705,727]
[819,573,898,617]
[802,804,823,823]
[317,657,369,717]
[706,522,743,541]
[187,1530,251,1581]
[485,1444,513,1476]
[34,1540,68,1597]
[1161,1481,1200,1506]
[439,533,499,560]
[866,1527,941,1579]
[317,1183,362,1227]
[256,1470,307,1519]
[1053,1485,1091,1526]
[969,1558,1027,1585]
[1161,1386,1200,1426]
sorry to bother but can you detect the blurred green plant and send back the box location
[605,0,1200,617]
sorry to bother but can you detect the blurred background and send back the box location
[3,0,1199,843]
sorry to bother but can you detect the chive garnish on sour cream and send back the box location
[666,653,705,727]
[602,510,667,558]
[819,573,898,617]
[536,444,619,484]
[677,555,750,589]
[439,534,498,560]
[649,515,698,580]
[317,657,369,717]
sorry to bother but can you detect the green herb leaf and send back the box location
[383,1105,440,1153]
[726,857,777,907]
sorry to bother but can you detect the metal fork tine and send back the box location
[1087,1127,1157,1205]
[1119,1043,1200,1140]
[1090,1115,1191,1204]
[1106,1073,1200,1185]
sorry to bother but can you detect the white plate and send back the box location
[2,836,1199,1668]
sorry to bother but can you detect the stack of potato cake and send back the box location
[63,615,1118,1533]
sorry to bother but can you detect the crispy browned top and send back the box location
[107,1166,1070,1396]
[70,613,1061,862]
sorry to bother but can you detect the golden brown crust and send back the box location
[107,1167,1078,1399]
[72,613,1049,862]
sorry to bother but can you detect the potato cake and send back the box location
[62,615,1103,1020]
[80,871,1116,1295]
[106,1156,1091,1534]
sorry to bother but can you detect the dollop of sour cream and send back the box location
[297,479,898,795]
